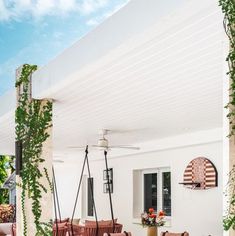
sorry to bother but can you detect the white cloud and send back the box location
[0,1,11,21]
[0,30,67,93]
[33,0,55,16]
[0,42,42,84]
[86,0,129,27]
[78,0,108,15]
[86,18,99,26]
[0,0,112,21]
[58,0,77,12]
[103,0,129,18]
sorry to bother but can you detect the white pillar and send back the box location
[222,35,235,236]
[223,43,230,236]
[15,66,53,235]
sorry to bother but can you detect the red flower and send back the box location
[158,211,165,217]
[149,208,154,213]
[149,214,156,218]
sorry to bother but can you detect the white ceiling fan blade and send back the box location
[100,128,145,135]
[109,146,140,150]
[92,145,101,147]
[53,159,64,163]
[92,145,108,149]
[68,146,86,149]
[109,145,137,147]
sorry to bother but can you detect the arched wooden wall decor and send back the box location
[180,157,218,190]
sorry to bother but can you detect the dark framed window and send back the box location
[143,169,171,216]
[87,177,94,216]
[144,173,157,212]
[162,172,171,216]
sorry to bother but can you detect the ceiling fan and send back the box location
[53,159,64,163]
[69,129,140,151]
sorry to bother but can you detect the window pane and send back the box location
[162,172,171,216]
[87,177,94,216]
[144,173,157,212]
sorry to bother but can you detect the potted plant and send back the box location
[141,208,165,236]
[0,204,14,223]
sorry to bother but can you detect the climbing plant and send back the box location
[220,0,235,137]
[219,0,235,231]
[0,155,15,204]
[15,64,53,235]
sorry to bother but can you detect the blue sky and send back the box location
[0,0,129,96]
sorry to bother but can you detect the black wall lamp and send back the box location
[15,140,22,176]
[103,168,113,193]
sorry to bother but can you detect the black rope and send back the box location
[52,177,59,236]
[104,150,115,233]
[52,166,61,222]
[71,145,89,236]
[86,149,99,236]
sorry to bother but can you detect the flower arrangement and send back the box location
[141,208,165,227]
[0,204,15,223]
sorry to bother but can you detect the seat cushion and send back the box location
[0,223,13,234]
[101,219,117,225]
[161,232,189,236]
[70,218,80,225]
[103,233,131,236]
[54,218,69,223]
[53,222,67,228]
[85,219,117,227]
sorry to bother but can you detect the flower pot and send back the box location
[147,226,158,236]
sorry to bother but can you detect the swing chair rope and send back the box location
[104,150,115,233]
[68,146,116,236]
[52,166,62,221]
[70,145,88,236]
[86,148,99,236]
[52,170,59,236]
[71,145,99,236]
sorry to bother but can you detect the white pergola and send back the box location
[0,0,225,157]
[0,0,229,235]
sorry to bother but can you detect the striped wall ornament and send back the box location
[182,157,218,190]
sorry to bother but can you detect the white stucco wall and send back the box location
[54,130,223,236]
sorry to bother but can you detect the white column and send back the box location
[222,35,235,236]
[15,66,53,235]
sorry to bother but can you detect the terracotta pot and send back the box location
[147,226,158,236]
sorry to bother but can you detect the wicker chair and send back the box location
[161,231,189,236]
[54,218,70,224]
[103,232,131,236]
[11,223,16,236]
[53,222,68,236]
[68,223,123,236]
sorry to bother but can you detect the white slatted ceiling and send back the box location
[51,4,224,153]
[0,0,225,156]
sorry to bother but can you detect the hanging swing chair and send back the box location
[52,167,69,236]
[68,146,123,236]
[103,232,132,236]
[53,223,68,236]
[53,145,124,236]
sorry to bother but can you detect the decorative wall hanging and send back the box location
[179,157,218,190]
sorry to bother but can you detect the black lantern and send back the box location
[103,168,113,193]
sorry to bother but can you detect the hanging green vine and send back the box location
[224,168,235,231]
[220,0,235,136]
[219,0,235,231]
[15,64,53,235]
[0,155,15,204]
